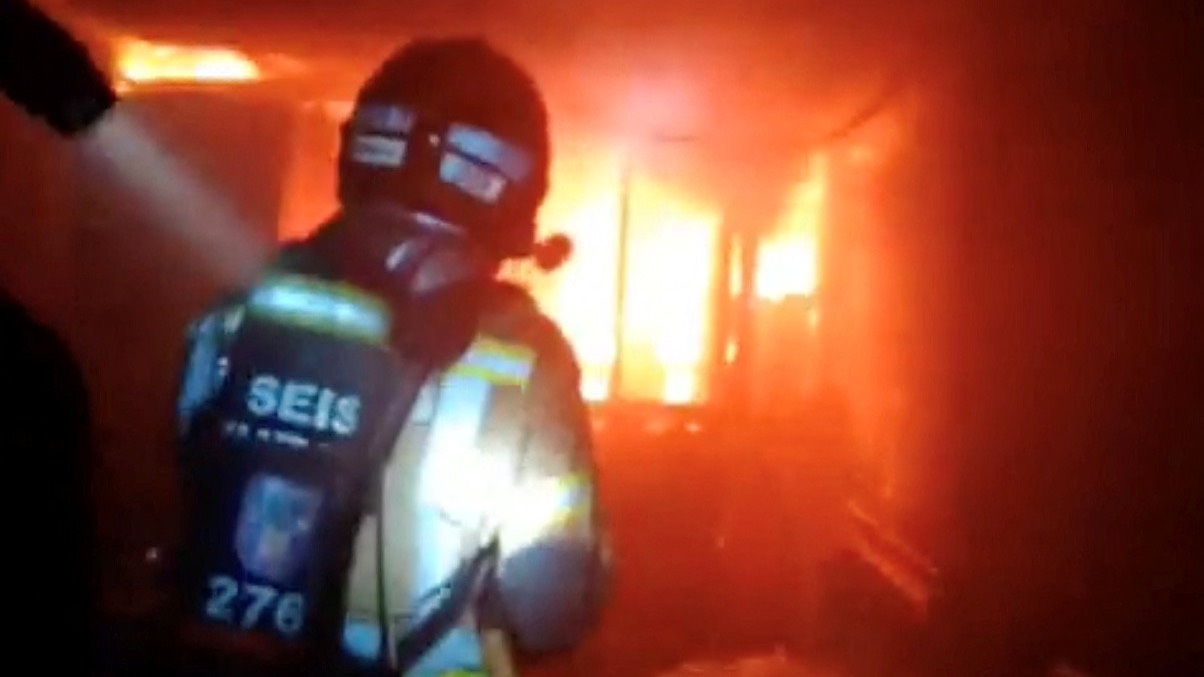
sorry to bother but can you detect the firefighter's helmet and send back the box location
[337,37,551,260]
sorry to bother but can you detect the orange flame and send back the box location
[115,40,262,87]
[534,145,720,403]
[532,148,622,400]
[621,182,719,404]
[756,154,829,301]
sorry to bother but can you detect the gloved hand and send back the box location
[0,0,117,135]
[490,539,610,654]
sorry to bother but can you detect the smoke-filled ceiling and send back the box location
[73,0,929,139]
[68,0,938,237]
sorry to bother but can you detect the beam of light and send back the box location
[115,39,262,88]
[77,111,271,288]
[756,153,829,302]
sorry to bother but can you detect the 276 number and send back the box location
[204,574,306,637]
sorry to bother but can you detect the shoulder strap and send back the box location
[390,538,500,674]
[363,359,502,676]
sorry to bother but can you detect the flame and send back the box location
[534,145,720,403]
[533,150,622,400]
[756,154,829,301]
[621,183,719,404]
[543,151,826,402]
[115,39,262,87]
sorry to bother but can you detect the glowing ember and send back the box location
[116,39,262,86]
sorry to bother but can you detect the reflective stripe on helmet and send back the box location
[447,123,533,181]
[353,103,417,135]
[351,134,408,169]
[347,100,535,207]
[439,152,508,204]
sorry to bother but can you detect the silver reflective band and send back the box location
[446,123,533,181]
[352,134,407,168]
[248,279,390,341]
[354,103,416,134]
[439,153,508,204]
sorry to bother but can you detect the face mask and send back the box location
[340,205,494,365]
[383,213,493,297]
[332,204,488,295]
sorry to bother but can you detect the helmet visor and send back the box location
[348,103,534,206]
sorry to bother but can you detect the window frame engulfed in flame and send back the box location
[536,151,830,405]
[533,151,725,405]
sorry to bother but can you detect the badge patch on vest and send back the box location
[235,475,324,584]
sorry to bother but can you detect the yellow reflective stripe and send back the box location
[447,362,527,387]
[467,337,535,373]
[246,273,392,343]
[499,473,592,551]
[262,273,387,310]
[472,335,535,362]
[543,473,591,526]
[449,335,536,388]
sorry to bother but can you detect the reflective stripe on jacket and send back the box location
[340,282,607,676]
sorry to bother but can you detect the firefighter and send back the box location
[172,37,609,677]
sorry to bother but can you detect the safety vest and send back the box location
[341,334,539,676]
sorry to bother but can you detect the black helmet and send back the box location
[337,37,551,260]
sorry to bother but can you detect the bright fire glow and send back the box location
[532,148,623,400]
[756,154,829,301]
[534,147,720,403]
[116,40,262,87]
[622,184,719,404]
